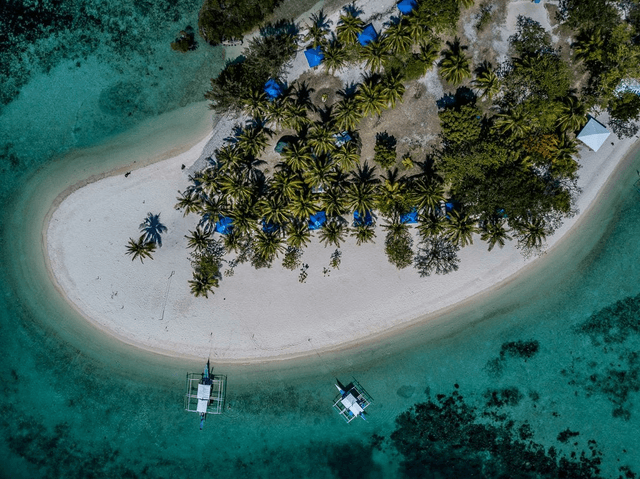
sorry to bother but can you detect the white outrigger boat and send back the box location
[184,360,226,429]
[332,379,373,423]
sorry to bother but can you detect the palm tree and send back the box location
[573,27,605,64]
[253,230,285,263]
[323,38,348,74]
[286,219,312,249]
[189,271,216,298]
[480,217,512,251]
[139,212,167,246]
[283,102,311,132]
[304,155,335,190]
[356,81,387,117]
[384,22,412,54]
[282,142,313,172]
[236,125,269,158]
[556,96,588,132]
[308,123,336,156]
[493,106,532,139]
[439,37,471,85]
[322,187,349,218]
[304,9,332,48]
[409,177,445,214]
[185,227,212,252]
[175,190,201,216]
[336,11,364,45]
[318,218,348,248]
[458,0,474,9]
[417,211,445,238]
[381,70,405,108]
[516,215,548,250]
[242,88,269,118]
[215,144,242,170]
[257,194,290,227]
[406,15,430,45]
[332,142,360,171]
[443,210,478,247]
[377,167,409,217]
[218,172,253,204]
[473,61,501,100]
[266,97,290,131]
[272,166,304,199]
[290,191,320,220]
[362,39,388,73]
[351,224,376,245]
[333,97,362,131]
[125,235,156,263]
[418,37,440,66]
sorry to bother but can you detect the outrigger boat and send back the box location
[184,360,226,429]
[332,379,373,423]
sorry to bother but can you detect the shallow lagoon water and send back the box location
[1,0,640,477]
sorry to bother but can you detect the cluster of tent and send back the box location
[211,207,425,235]
[303,0,418,68]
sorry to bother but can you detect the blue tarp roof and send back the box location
[304,46,324,67]
[445,202,455,212]
[262,220,278,233]
[357,24,378,46]
[215,216,234,235]
[353,210,373,226]
[308,211,327,230]
[397,0,417,14]
[333,131,352,147]
[264,79,283,100]
[400,209,418,224]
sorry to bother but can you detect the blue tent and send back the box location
[397,0,417,14]
[304,46,324,67]
[400,208,418,224]
[308,211,327,230]
[357,24,378,46]
[264,79,283,100]
[353,210,373,226]
[215,216,234,235]
[262,220,278,233]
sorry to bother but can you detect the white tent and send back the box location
[577,118,611,152]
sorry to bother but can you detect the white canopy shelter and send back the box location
[341,393,364,416]
[196,383,211,413]
[577,118,611,152]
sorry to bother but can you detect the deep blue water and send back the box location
[1,1,640,477]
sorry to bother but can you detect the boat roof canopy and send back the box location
[196,384,212,413]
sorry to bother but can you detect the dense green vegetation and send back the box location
[183,0,640,297]
[391,389,616,477]
[198,0,280,45]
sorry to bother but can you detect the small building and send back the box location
[333,379,373,423]
[184,360,226,429]
[357,24,378,47]
[397,0,417,15]
[304,46,324,68]
[577,118,611,152]
[264,78,284,100]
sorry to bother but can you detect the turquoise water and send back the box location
[2,1,640,477]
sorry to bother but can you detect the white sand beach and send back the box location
[45,0,640,362]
